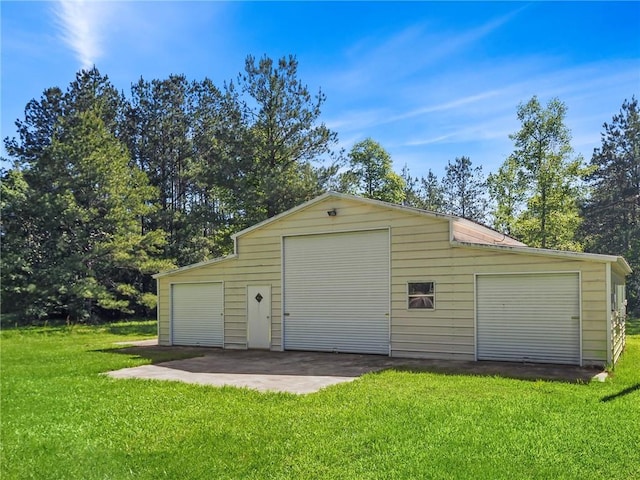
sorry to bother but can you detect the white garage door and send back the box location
[283,230,389,354]
[476,273,581,365]
[171,282,224,347]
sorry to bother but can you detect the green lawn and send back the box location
[2,321,639,479]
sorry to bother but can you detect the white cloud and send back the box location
[53,0,112,69]
[323,6,523,96]
[386,90,504,124]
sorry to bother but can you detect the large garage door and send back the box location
[171,282,224,347]
[284,230,389,354]
[476,273,580,365]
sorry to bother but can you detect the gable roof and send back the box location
[154,191,631,278]
[451,240,632,275]
[232,191,524,246]
[152,254,238,279]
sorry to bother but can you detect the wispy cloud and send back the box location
[325,6,523,95]
[322,49,638,178]
[53,0,111,69]
[386,90,504,124]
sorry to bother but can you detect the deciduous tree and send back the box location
[495,96,587,250]
[340,138,405,204]
[487,156,527,236]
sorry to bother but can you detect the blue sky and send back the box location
[2,1,639,178]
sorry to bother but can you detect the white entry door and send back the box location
[247,285,271,349]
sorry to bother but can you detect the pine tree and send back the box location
[125,75,216,265]
[399,166,445,212]
[400,164,421,207]
[233,55,340,225]
[1,71,171,321]
[50,109,169,319]
[420,170,445,212]
[442,156,488,222]
[580,97,640,314]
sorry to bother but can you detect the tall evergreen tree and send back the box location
[1,70,171,321]
[580,97,640,314]
[420,170,445,212]
[65,67,125,136]
[4,87,65,168]
[400,164,421,207]
[2,108,170,321]
[233,55,340,225]
[125,75,212,265]
[188,78,243,257]
[442,156,488,222]
[399,166,445,212]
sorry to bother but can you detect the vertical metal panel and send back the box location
[171,282,224,347]
[283,230,390,354]
[606,262,612,365]
[155,277,161,342]
[476,273,580,365]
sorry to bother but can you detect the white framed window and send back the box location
[408,282,435,309]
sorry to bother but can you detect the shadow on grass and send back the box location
[0,317,157,334]
[107,322,157,336]
[600,383,640,402]
[98,344,216,364]
[381,363,603,385]
[626,319,640,336]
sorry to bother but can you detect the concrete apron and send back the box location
[106,348,389,394]
[107,364,358,394]
[106,341,606,394]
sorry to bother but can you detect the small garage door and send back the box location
[284,230,389,354]
[171,282,224,347]
[476,273,580,365]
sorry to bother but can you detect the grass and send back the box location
[627,316,640,335]
[1,321,639,479]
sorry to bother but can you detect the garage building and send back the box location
[154,192,631,366]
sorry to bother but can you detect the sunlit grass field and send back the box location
[2,320,639,479]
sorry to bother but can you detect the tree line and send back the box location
[2,55,638,322]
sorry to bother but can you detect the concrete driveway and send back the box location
[105,342,605,394]
[107,348,400,394]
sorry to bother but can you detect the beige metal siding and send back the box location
[156,194,613,365]
[157,253,281,349]
[391,242,608,364]
[476,273,581,365]
[283,230,389,354]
